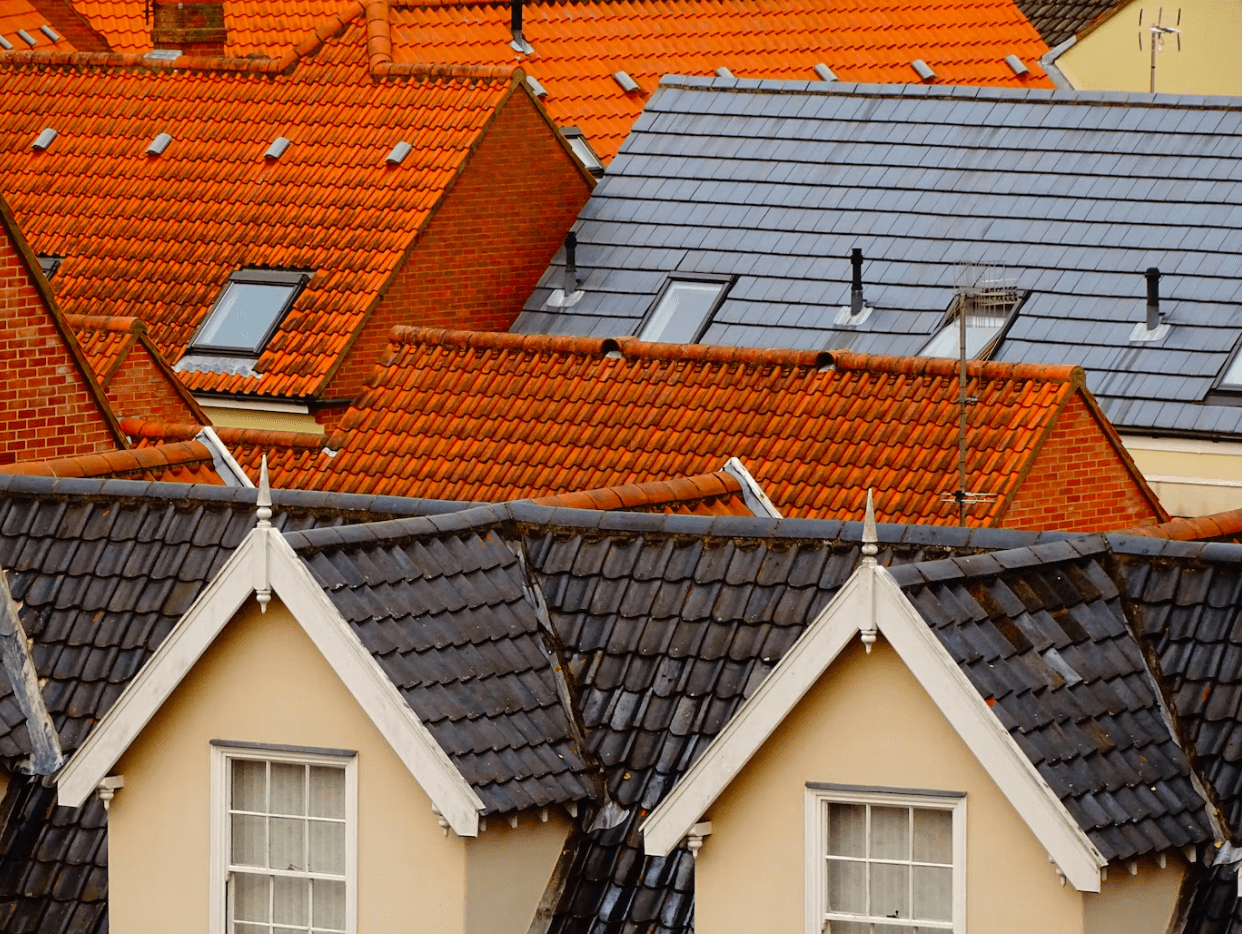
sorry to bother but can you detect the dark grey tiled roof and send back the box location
[890,538,1215,862]
[513,79,1242,439]
[1015,0,1115,46]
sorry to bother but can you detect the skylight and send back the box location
[1219,348,1242,390]
[37,255,62,279]
[637,277,731,343]
[562,127,603,176]
[191,269,309,355]
[919,284,1021,360]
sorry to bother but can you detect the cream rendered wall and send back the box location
[693,636,1085,934]
[1058,0,1242,94]
[1085,856,1186,934]
[107,598,468,934]
[465,807,573,934]
[1121,436,1242,518]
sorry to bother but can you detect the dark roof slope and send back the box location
[514,78,1242,440]
[1014,0,1116,46]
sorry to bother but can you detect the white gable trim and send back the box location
[641,565,1106,892]
[57,527,484,836]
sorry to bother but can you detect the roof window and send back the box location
[37,255,62,279]
[919,277,1021,360]
[637,276,732,344]
[190,269,309,355]
[1217,346,1242,391]
[562,127,603,177]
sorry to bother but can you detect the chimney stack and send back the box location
[850,248,865,316]
[1146,267,1161,331]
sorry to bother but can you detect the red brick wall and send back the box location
[321,89,593,416]
[0,233,118,464]
[1001,395,1163,532]
[106,342,200,422]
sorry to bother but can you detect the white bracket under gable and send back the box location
[640,562,1107,892]
[56,525,484,836]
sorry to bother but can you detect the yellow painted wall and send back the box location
[465,807,573,934]
[1085,856,1186,934]
[694,637,1085,934]
[1058,0,1242,94]
[199,404,324,435]
[108,598,468,934]
[1121,437,1242,517]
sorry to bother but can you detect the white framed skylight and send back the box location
[637,275,733,344]
[561,127,604,177]
[191,269,310,356]
[37,255,62,279]
[1219,344,1242,391]
[918,285,1022,361]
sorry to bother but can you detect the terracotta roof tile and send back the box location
[65,313,144,385]
[1117,509,1242,543]
[0,440,224,483]
[121,416,325,484]
[274,327,1141,527]
[0,0,78,51]
[530,470,752,516]
[0,17,520,400]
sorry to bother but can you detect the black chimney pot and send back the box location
[1145,266,1161,330]
[511,0,524,46]
[563,231,578,293]
[850,248,864,315]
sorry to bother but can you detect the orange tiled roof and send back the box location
[0,440,225,483]
[121,416,325,484]
[1117,510,1242,543]
[0,0,77,52]
[530,470,752,516]
[283,328,1154,527]
[54,0,1054,161]
[0,13,523,400]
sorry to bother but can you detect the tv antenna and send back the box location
[1138,7,1181,93]
[941,264,1002,526]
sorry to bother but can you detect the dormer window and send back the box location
[919,282,1021,361]
[637,275,732,344]
[192,269,309,355]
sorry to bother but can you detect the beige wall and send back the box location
[1059,0,1242,94]
[199,403,323,434]
[1085,856,1186,934]
[1121,436,1242,518]
[466,807,573,934]
[108,598,468,934]
[694,637,1085,934]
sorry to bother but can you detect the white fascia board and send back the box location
[642,565,1106,892]
[57,528,483,836]
[641,571,866,856]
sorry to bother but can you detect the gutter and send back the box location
[1040,36,1077,90]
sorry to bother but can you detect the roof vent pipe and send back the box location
[563,231,578,293]
[1146,267,1161,330]
[31,127,57,151]
[850,248,865,315]
[509,0,533,53]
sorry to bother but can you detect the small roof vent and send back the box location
[1004,54,1030,75]
[146,132,173,156]
[39,25,60,41]
[31,127,57,151]
[526,75,548,97]
[264,136,290,161]
[0,35,12,50]
[715,66,734,78]
[1131,267,1170,342]
[16,28,35,46]
[911,59,936,81]
[385,141,412,166]
[814,62,838,82]
[509,0,533,54]
[613,71,641,93]
[834,248,873,325]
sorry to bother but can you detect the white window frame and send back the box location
[804,784,966,934]
[210,742,359,934]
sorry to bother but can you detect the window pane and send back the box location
[913,865,952,921]
[828,803,866,857]
[313,878,347,931]
[271,763,306,816]
[1223,351,1242,388]
[827,859,866,914]
[274,876,309,926]
[870,807,909,860]
[234,872,270,923]
[271,818,306,872]
[825,922,869,934]
[919,313,1004,360]
[309,820,346,875]
[639,281,723,343]
[196,282,296,353]
[913,810,952,864]
[309,767,346,819]
[233,759,267,812]
[870,863,909,921]
[232,814,267,867]
[236,925,269,934]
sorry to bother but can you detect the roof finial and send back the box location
[861,488,877,565]
[256,455,272,530]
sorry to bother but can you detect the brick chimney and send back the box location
[151,0,226,55]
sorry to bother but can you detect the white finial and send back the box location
[256,455,272,530]
[861,489,878,565]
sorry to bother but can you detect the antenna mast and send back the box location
[1139,7,1182,93]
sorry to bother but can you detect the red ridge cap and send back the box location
[0,440,215,478]
[829,351,1083,385]
[120,417,325,450]
[0,48,285,72]
[1117,509,1242,541]
[530,471,746,514]
[65,313,146,335]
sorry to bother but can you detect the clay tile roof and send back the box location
[64,313,145,384]
[283,327,1147,528]
[46,0,1052,162]
[0,440,225,483]
[0,9,520,401]
[1116,509,1242,543]
[530,470,752,516]
[0,0,79,52]
[120,416,324,485]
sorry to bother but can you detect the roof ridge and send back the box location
[1115,509,1242,542]
[529,470,744,512]
[356,0,515,79]
[119,417,325,450]
[64,313,145,334]
[830,351,1082,385]
[0,441,214,479]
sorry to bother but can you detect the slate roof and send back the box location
[0,17,524,401]
[514,78,1242,441]
[281,327,1163,530]
[38,0,1052,162]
